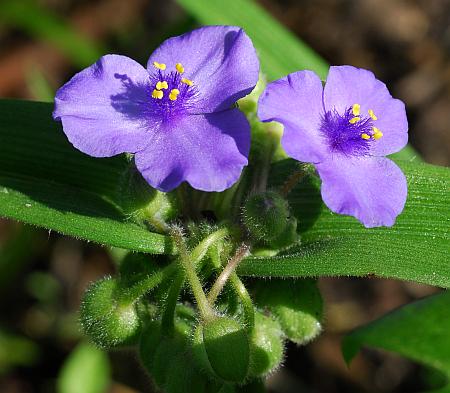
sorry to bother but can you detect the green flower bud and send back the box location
[243,191,287,240]
[236,379,267,393]
[243,191,297,248]
[139,306,197,391]
[255,279,323,345]
[268,216,298,250]
[193,317,250,383]
[248,312,284,377]
[164,355,208,393]
[79,277,141,348]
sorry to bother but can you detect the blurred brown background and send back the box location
[0,0,448,392]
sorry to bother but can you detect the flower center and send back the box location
[148,61,197,120]
[320,103,383,156]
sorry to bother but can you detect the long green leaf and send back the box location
[176,0,329,80]
[1,100,448,287]
[0,100,169,254]
[239,159,450,288]
[342,291,450,393]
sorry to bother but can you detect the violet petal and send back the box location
[53,55,156,157]
[258,70,327,163]
[323,65,408,156]
[134,109,250,192]
[147,26,259,113]
[316,156,407,228]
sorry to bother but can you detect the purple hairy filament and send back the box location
[320,107,374,156]
[148,67,198,121]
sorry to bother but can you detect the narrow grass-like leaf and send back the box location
[0,99,169,254]
[342,291,450,393]
[176,0,329,80]
[239,159,450,288]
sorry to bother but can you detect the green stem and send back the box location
[229,273,255,332]
[170,227,215,321]
[251,125,279,194]
[190,227,230,265]
[117,261,178,305]
[159,227,230,332]
[161,270,186,336]
[207,244,249,304]
[279,164,307,197]
[215,178,241,219]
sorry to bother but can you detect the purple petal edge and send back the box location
[316,156,407,228]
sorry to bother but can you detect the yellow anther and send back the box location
[169,89,180,101]
[181,78,194,86]
[352,103,361,116]
[361,133,371,140]
[151,89,164,99]
[368,109,378,120]
[373,127,383,140]
[156,81,168,90]
[349,117,361,124]
[153,61,166,70]
[175,63,185,73]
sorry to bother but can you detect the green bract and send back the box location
[254,279,323,344]
[248,312,284,377]
[193,317,250,383]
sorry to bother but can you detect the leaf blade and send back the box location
[0,99,170,254]
[342,291,450,393]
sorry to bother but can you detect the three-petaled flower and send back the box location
[53,26,259,192]
[258,66,408,227]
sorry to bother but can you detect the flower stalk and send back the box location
[207,243,250,304]
[170,227,216,321]
[229,273,255,332]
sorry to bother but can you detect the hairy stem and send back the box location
[208,243,250,304]
[160,227,230,331]
[170,227,215,321]
[161,270,186,336]
[229,273,255,332]
[279,163,312,197]
[117,261,178,305]
[190,226,230,264]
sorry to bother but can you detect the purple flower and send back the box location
[258,66,408,228]
[53,26,259,192]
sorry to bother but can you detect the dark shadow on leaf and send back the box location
[268,159,323,234]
